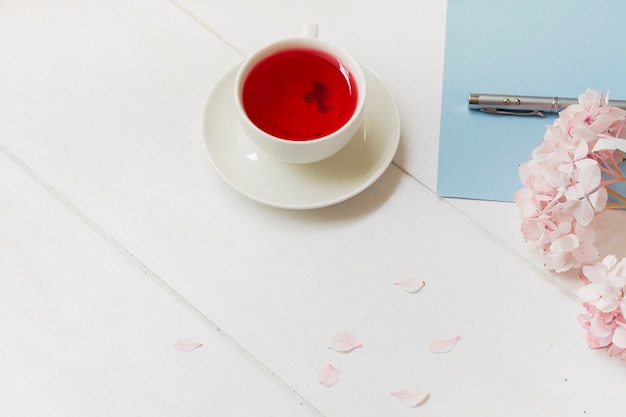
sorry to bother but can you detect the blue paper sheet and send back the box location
[437,0,626,202]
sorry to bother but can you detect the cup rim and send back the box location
[234,37,367,146]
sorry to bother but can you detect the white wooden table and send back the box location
[2,1,625,415]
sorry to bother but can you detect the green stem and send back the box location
[596,152,623,178]
[608,151,626,176]
[607,187,626,202]
[602,178,626,187]
[606,203,626,210]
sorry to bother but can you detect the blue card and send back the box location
[437,0,626,202]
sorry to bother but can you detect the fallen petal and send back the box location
[391,385,429,407]
[429,335,461,353]
[317,364,339,387]
[173,338,203,352]
[328,329,363,352]
[394,278,426,293]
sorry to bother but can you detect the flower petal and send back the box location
[394,278,426,293]
[429,335,461,353]
[607,343,625,357]
[328,329,363,352]
[391,385,429,407]
[593,137,626,153]
[572,199,594,226]
[576,284,599,302]
[550,234,579,253]
[588,187,608,212]
[612,323,626,349]
[317,364,339,387]
[571,242,600,263]
[173,338,203,352]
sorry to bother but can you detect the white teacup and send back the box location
[234,24,366,164]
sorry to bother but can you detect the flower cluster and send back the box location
[515,89,626,272]
[577,255,626,358]
[514,89,626,355]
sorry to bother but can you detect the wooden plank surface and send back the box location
[2,0,626,416]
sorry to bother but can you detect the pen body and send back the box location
[468,94,578,113]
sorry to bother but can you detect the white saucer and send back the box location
[202,63,400,209]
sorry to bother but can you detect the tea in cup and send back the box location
[234,25,366,164]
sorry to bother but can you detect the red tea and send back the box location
[242,48,358,141]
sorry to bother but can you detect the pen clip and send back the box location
[479,108,545,117]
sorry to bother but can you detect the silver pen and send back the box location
[468,93,626,117]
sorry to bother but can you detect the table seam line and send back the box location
[167,0,248,57]
[0,141,326,417]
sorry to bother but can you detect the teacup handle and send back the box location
[302,22,318,38]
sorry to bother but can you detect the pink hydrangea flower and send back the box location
[516,89,626,358]
[578,255,626,314]
[577,255,626,357]
[515,89,626,273]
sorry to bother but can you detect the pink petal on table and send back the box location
[391,384,430,407]
[429,335,461,353]
[328,329,363,352]
[173,338,203,352]
[394,278,426,293]
[317,364,339,387]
